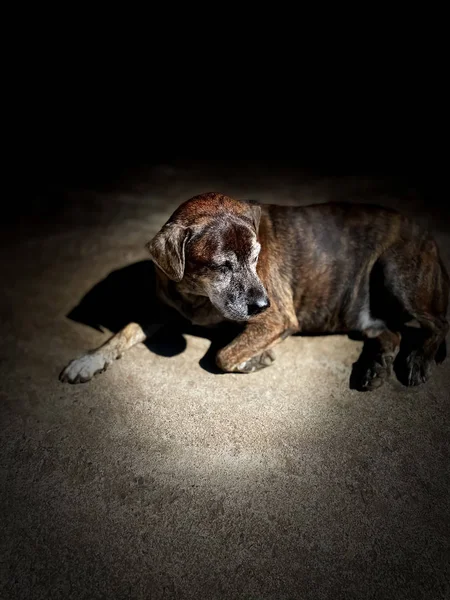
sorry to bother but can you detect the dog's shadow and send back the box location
[66,260,243,374]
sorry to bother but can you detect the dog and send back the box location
[60,192,449,390]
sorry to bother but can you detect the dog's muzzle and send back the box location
[247,296,270,316]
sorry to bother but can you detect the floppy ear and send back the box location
[243,199,261,233]
[146,223,189,282]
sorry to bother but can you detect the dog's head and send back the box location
[146,193,270,321]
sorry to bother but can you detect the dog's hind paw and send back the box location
[350,355,393,391]
[403,350,432,386]
[59,352,111,384]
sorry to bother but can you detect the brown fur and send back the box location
[60,192,449,390]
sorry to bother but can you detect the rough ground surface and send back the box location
[1,165,449,599]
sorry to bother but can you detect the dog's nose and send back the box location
[247,297,270,316]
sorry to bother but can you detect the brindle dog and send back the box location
[60,192,449,390]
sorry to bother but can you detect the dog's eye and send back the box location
[212,261,232,272]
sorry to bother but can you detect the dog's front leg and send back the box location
[216,316,293,373]
[60,322,162,384]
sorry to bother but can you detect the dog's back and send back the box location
[257,201,448,336]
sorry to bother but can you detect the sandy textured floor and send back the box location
[1,165,449,599]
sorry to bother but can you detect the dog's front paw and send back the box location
[59,352,111,384]
[216,349,275,373]
[236,350,275,373]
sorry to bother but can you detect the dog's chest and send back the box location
[158,281,224,326]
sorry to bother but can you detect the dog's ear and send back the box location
[146,223,189,282]
[243,199,261,233]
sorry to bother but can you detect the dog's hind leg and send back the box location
[397,313,449,386]
[379,240,449,387]
[350,329,401,391]
[60,322,162,384]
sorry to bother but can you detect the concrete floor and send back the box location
[1,164,450,599]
